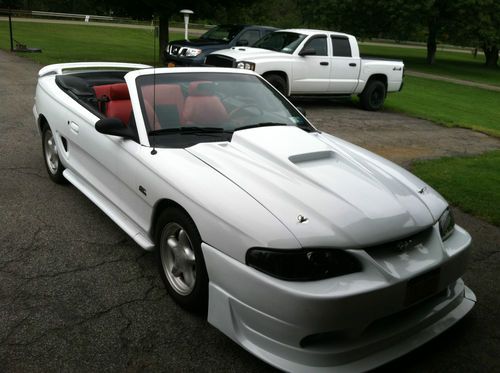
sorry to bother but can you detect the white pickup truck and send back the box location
[205,29,404,110]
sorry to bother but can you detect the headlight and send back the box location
[246,248,362,281]
[235,61,255,70]
[184,47,202,57]
[438,207,455,241]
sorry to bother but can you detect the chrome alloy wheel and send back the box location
[44,130,59,175]
[160,222,197,295]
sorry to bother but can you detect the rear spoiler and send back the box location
[38,62,152,77]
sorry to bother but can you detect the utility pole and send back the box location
[8,9,14,52]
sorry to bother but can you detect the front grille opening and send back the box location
[205,54,235,68]
[363,226,434,256]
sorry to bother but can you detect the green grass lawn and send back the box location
[412,151,500,226]
[360,43,500,86]
[384,76,500,137]
[0,20,183,66]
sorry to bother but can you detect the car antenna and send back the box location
[151,15,158,155]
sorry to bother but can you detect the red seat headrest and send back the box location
[188,81,215,96]
[109,83,130,100]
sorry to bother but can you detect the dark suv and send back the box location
[165,24,277,67]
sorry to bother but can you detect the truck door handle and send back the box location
[349,63,357,67]
[320,62,329,66]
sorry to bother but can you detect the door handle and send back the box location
[68,120,79,134]
[320,62,329,66]
[349,63,357,67]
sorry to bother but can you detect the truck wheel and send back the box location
[264,74,288,97]
[360,80,386,111]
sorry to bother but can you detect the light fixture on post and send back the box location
[179,9,194,41]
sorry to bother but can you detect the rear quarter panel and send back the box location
[357,59,404,93]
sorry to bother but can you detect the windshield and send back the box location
[136,72,314,147]
[253,32,307,54]
[200,25,244,42]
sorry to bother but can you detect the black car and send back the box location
[165,24,277,67]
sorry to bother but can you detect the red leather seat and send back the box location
[141,84,185,129]
[93,84,113,113]
[106,83,132,125]
[183,81,228,126]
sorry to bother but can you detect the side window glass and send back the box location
[331,37,352,57]
[303,36,328,56]
[239,30,261,46]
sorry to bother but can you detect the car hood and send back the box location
[211,47,285,60]
[187,126,447,249]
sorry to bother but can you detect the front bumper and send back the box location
[202,224,475,372]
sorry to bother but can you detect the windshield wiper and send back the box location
[233,122,316,133]
[148,126,231,136]
[233,122,287,132]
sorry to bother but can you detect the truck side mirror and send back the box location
[299,48,316,57]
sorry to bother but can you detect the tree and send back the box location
[295,0,481,65]
[466,0,499,67]
[421,0,476,64]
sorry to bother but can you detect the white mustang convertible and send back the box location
[34,62,475,372]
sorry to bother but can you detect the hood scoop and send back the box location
[289,150,335,164]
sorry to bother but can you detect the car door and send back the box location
[291,34,331,93]
[57,99,119,197]
[60,85,154,235]
[328,35,361,93]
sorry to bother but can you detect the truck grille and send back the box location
[205,54,235,68]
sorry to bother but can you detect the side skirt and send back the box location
[63,169,155,251]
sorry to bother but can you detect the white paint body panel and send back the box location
[34,64,473,372]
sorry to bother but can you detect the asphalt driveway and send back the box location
[1,51,499,372]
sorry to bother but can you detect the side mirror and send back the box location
[299,48,316,57]
[296,106,307,117]
[236,39,249,46]
[95,117,134,139]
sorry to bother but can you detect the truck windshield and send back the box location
[253,32,307,54]
[200,25,244,42]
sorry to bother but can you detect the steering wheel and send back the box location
[228,105,264,123]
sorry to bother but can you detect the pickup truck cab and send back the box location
[205,29,404,110]
[165,24,276,67]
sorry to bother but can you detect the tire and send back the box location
[156,207,209,314]
[42,125,66,184]
[264,73,288,96]
[360,80,386,111]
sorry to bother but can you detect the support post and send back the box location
[8,10,14,52]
